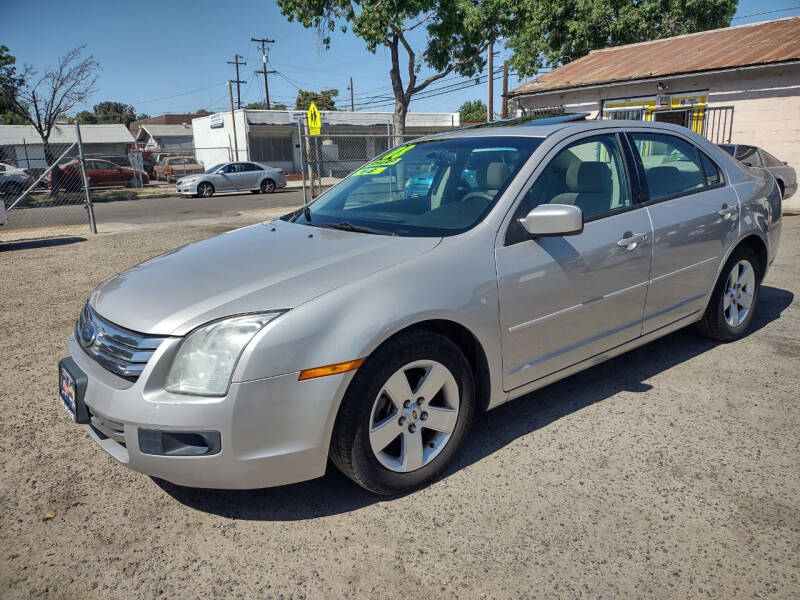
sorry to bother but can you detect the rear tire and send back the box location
[260,178,276,194]
[330,330,474,495]
[197,182,214,198]
[696,246,762,341]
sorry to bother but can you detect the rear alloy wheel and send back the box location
[697,246,761,341]
[330,330,474,495]
[260,178,276,194]
[197,182,214,198]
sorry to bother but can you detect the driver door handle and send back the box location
[718,204,738,218]
[617,232,647,250]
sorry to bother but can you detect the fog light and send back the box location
[138,429,221,456]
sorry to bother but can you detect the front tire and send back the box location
[330,330,474,495]
[697,246,762,341]
[197,182,214,198]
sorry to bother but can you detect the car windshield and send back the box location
[294,136,542,236]
[205,163,224,173]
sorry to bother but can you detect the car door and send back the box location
[625,131,739,334]
[215,163,238,191]
[496,131,653,391]
[239,162,261,189]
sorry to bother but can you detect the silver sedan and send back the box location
[176,161,287,197]
[59,120,781,494]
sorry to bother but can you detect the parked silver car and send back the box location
[59,120,781,494]
[719,143,797,200]
[176,161,287,197]
[0,161,32,197]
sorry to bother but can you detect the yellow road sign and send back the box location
[307,102,321,135]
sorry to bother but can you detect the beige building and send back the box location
[508,17,800,173]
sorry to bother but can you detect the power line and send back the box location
[732,6,800,19]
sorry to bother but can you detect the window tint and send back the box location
[240,162,260,172]
[513,134,630,226]
[699,152,722,186]
[221,164,237,173]
[629,133,705,200]
[735,145,762,167]
[763,151,783,167]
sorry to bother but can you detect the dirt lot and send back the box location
[1,214,798,599]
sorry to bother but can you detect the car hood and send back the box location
[90,219,441,335]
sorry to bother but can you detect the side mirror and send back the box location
[518,204,583,237]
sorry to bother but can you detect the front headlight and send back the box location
[165,312,283,396]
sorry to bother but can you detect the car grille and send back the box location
[76,303,167,380]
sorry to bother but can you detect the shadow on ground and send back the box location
[157,285,794,520]
[0,236,86,251]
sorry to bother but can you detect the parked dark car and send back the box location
[48,158,149,189]
[719,144,797,199]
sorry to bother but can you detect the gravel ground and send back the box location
[1,215,798,599]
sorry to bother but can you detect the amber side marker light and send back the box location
[298,358,366,381]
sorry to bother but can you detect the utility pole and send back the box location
[501,60,509,119]
[251,37,275,109]
[487,41,494,122]
[227,54,247,109]
[348,77,354,111]
[228,81,239,160]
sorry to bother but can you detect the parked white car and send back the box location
[0,162,31,198]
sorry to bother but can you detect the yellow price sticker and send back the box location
[352,166,387,176]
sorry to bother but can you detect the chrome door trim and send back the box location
[649,256,718,283]
[507,280,650,334]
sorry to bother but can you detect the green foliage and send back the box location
[294,89,338,111]
[459,99,488,122]
[195,108,212,115]
[507,0,739,76]
[93,101,136,126]
[245,101,288,110]
[135,113,150,121]
[72,110,98,124]
[0,45,27,124]
[275,0,518,132]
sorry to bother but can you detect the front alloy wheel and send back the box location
[330,330,474,495]
[368,360,459,473]
[197,182,214,198]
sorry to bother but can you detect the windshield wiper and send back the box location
[318,221,393,235]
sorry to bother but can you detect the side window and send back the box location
[699,152,723,187]
[513,133,630,224]
[629,133,705,201]
[735,145,762,167]
[763,151,783,167]
[221,164,236,173]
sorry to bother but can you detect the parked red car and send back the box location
[48,159,150,190]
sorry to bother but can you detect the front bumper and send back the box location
[65,333,348,489]
[176,180,200,196]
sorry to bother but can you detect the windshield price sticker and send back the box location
[353,144,416,175]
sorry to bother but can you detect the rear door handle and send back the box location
[617,232,647,249]
[718,205,738,218]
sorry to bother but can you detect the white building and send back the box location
[508,17,800,173]
[0,124,135,169]
[191,109,460,173]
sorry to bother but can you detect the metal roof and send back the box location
[0,124,135,145]
[510,16,800,97]
[137,123,194,139]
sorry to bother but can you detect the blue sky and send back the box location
[2,0,799,117]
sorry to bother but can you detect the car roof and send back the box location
[412,118,708,142]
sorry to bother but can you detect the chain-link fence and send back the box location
[300,129,422,198]
[1,131,96,242]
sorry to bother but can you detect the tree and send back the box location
[246,100,288,110]
[0,45,26,125]
[294,89,339,111]
[93,101,136,126]
[72,110,97,124]
[507,0,738,76]
[276,1,518,136]
[0,45,99,162]
[195,108,212,115]
[459,99,488,122]
[135,113,150,121]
